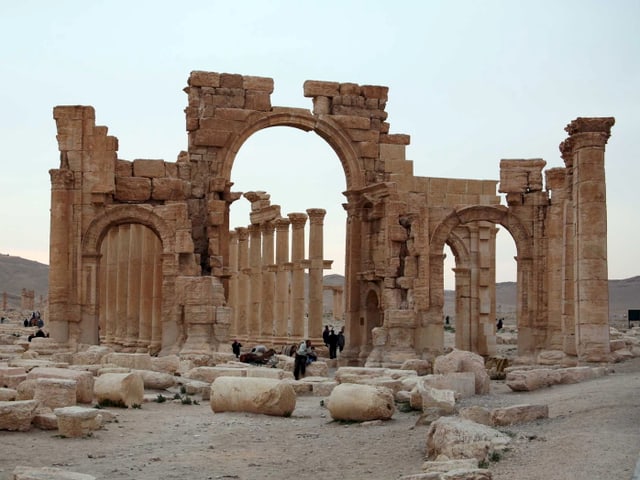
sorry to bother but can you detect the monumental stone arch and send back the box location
[47,70,615,365]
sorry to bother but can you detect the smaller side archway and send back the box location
[429,205,535,356]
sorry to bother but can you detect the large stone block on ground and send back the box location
[26,367,93,403]
[400,358,432,376]
[72,346,113,365]
[490,404,549,426]
[334,366,415,394]
[410,385,456,415]
[151,355,180,374]
[420,373,476,399]
[0,387,17,401]
[132,369,176,390]
[558,366,596,384]
[0,366,27,388]
[34,378,77,409]
[184,365,247,383]
[506,368,561,391]
[210,377,296,417]
[0,399,38,431]
[12,465,97,479]
[426,416,511,462]
[327,383,395,422]
[246,367,293,380]
[54,406,102,438]
[433,349,490,394]
[103,353,152,370]
[94,372,144,407]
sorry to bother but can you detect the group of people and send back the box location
[322,325,345,359]
[229,324,347,381]
[23,311,44,328]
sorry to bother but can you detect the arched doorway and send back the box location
[430,205,534,356]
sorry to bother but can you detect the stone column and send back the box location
[124,224,142,350]
[260,221,276,339]
[274,218,291,339]
[236,227,249,338]
[306,208,327,344]
[103,227,118,345]
[228,230,239,336]
[137,227,158,352]
[288,213,307,339]
[545,168,568,350]
[248,224,262,339]
[340,196,363,365]
[48,169,74,343]
[562,117,615,361]
[453,267,471,351]
[115,224,131,346]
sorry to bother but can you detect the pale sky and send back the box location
[0,0,638,289]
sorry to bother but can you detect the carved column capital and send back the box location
[563,117,615,151]
[287,212,307,229]
[274,217,290,231]
[306,208,326,225]
[49,169,74,189]
[235,227,249,241]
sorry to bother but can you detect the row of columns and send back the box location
[228,207,333,347]
[98,223,163,352]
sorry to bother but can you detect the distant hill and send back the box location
[0,254,49,309]
[0,254,637,324]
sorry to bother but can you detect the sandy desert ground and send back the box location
[1,353,639,480]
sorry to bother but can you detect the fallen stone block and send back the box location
[184,365,247,383]
[72,345,113,365]
[54,406,102,438]
[0,399,38,431]
[433,349,490,395]
[0,366,27,388]
[506,368,561,392]
[151,354,180,374]
[426,416,511,462]
[420,373,476,399]
[400,358,432,376]
[103,352,152,370]
[132,369,176,390]
[210,377,296,417]
[459,406,491,426]
[0,387,17,401]
[327,383,395,422]
[490,404,549,426]
[246,367,293,380]
[94,372,144,407]
[27,367,94,403]
[34,378,77,409]
[33,411,58,430]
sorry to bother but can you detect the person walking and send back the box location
[231,339,242,358]
[327,328,338,359]
[294,339,312,380]
[322,325,330,346]
[337,327,345,353]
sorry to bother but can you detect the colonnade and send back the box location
[228,202,333,347]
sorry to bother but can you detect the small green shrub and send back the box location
[180,385,187,394]
[155,394,167,403]
[132,403,142,409]
[173,393,182,400]
[181,396,192,405]
[479,459,489,469]
[489,451,502,462]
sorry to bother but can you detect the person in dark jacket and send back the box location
[327,328,339,359]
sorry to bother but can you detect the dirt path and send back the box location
[1,359,639,480]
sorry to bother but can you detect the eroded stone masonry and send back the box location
[47,70,614,365]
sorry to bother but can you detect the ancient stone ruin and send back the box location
[47,70,614,365]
